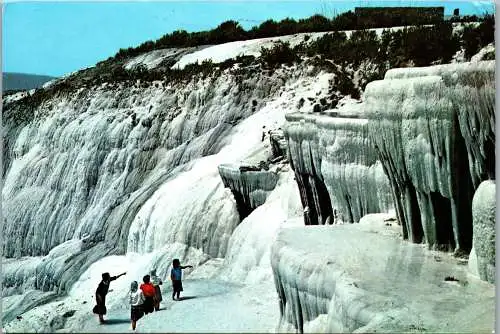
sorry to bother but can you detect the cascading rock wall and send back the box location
[284,111,393,225]
[272,60,496,334]
[1,61,315,322]
[364,60,495,252]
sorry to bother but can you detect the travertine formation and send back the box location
[2,31,495,334]
[275,61,495,333]
[284,109,393,225]
[285,61,495,252]
[471,180,496,283]
[364,61,495,252]
[272,218,495,333]
[218,163,279,219]
[2,59,321,321]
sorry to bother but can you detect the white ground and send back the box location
[3,276,280,333]
[124,49,189,70]
[59,279,279,333]
[272,214,496,333]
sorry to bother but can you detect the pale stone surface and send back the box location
[272,215,495,333]
[364,61,495,251]
[471,180,496,283]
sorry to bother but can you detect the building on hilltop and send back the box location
[354,7,444,27]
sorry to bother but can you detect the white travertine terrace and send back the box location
[364,61,495,252]
[271,216,495,333]
[284,110,393,225]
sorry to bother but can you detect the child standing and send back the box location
[150,269,163,311]
[140,275,156,314]
[129,281,145,331]
[170,259,193,301]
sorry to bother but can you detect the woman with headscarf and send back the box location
[129,281,145,330]
[93,271,126,324]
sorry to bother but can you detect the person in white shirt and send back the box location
[129,281,145,330]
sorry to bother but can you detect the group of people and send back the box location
[93,258,193,330]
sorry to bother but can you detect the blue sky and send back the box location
[3,1,495,77]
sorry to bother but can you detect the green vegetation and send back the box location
[112,11,492,60]
[462,14,495,59]
[260,42,301,69]
[5,14,494,115]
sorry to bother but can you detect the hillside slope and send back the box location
[3,72,56,91]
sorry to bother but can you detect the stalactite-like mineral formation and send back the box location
[364,61,495,253]
[471,180,496,283]
[284,108,393,225]
[218,163,279,220]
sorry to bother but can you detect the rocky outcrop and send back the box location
[470,180,496,283]
[284,107,393,225]
[218,163,279,220]
[268,128,288,159]
[364,61,495,253]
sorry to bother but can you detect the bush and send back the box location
[463,15,495,59]
[111,10,475,61]
[260,42,300,68]
[306,31,348,61]
[347,30,379,66]
[403,22,459,66]
[252,20,279,38]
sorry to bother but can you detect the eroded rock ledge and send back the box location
[218,163,279,219]
[284,107,393,225]
[271,216,495,333]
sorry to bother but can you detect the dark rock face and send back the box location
[268,129,288,159]
[218,163,279,220]
[283,114,333,225]
[294,172,333,226]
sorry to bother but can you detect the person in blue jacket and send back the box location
[170,259,193,300]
